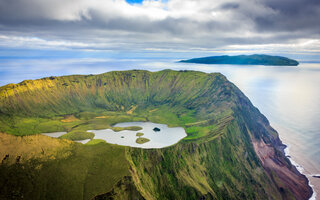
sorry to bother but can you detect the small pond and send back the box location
[89,122,187,148]
[42,122,187,149]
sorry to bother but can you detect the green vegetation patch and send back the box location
[59,130,94,141]
[136,137,150,144]
[85,139,107,145]
[61,115,79,122]
[0,137,130,200]
[136,132,144,137]
[112,126,142,132]
[75,112,101,120]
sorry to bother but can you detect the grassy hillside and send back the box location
[0,133,130,200]
[0,70,312,199]
[179,54,299,66]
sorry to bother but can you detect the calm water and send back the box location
[90,122,187,148]
[2,59,319,199]
[42,132,90,144]
[42,122,187,148]
[42,132,66,138]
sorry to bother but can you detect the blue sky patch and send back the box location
[126,0,143,4]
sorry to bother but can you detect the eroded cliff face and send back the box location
[232,85,313,200]
[252,138,312,200]
[0,70,313,200]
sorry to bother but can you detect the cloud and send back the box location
[220,2,240,10]
[0,0,319,54]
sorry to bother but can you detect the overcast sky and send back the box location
[0,0,320,56]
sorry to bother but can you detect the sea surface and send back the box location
[1,58,319,199]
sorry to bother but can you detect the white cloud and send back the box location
[0,0,319,54]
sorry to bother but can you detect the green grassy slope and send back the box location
[0,133,129,200]
[0,70,229,117]
[0,70,232,138]
[0,70,312,200]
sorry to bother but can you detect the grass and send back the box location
[59,130,94,141]
[136,137,150,144]
[0,132,73,164]
[127,105,138,114]
[61,115,79,122]
[0,110,146,138]
[0,116,82,136]
[85,139,106,145]
[136,132,144,137]
[0,133,130,200]
[112,126,142,132]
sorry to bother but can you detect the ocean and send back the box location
[1,58,319,199]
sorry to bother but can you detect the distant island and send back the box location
[179,54,299,66]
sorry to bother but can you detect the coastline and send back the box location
[283,143,317,200]
[273,123,318,200]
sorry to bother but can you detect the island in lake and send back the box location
[179,54,299,66]
[136,137,150,144]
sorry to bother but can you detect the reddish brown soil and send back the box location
[252,138,313,199]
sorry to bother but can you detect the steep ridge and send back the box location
[0,70,312,199]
